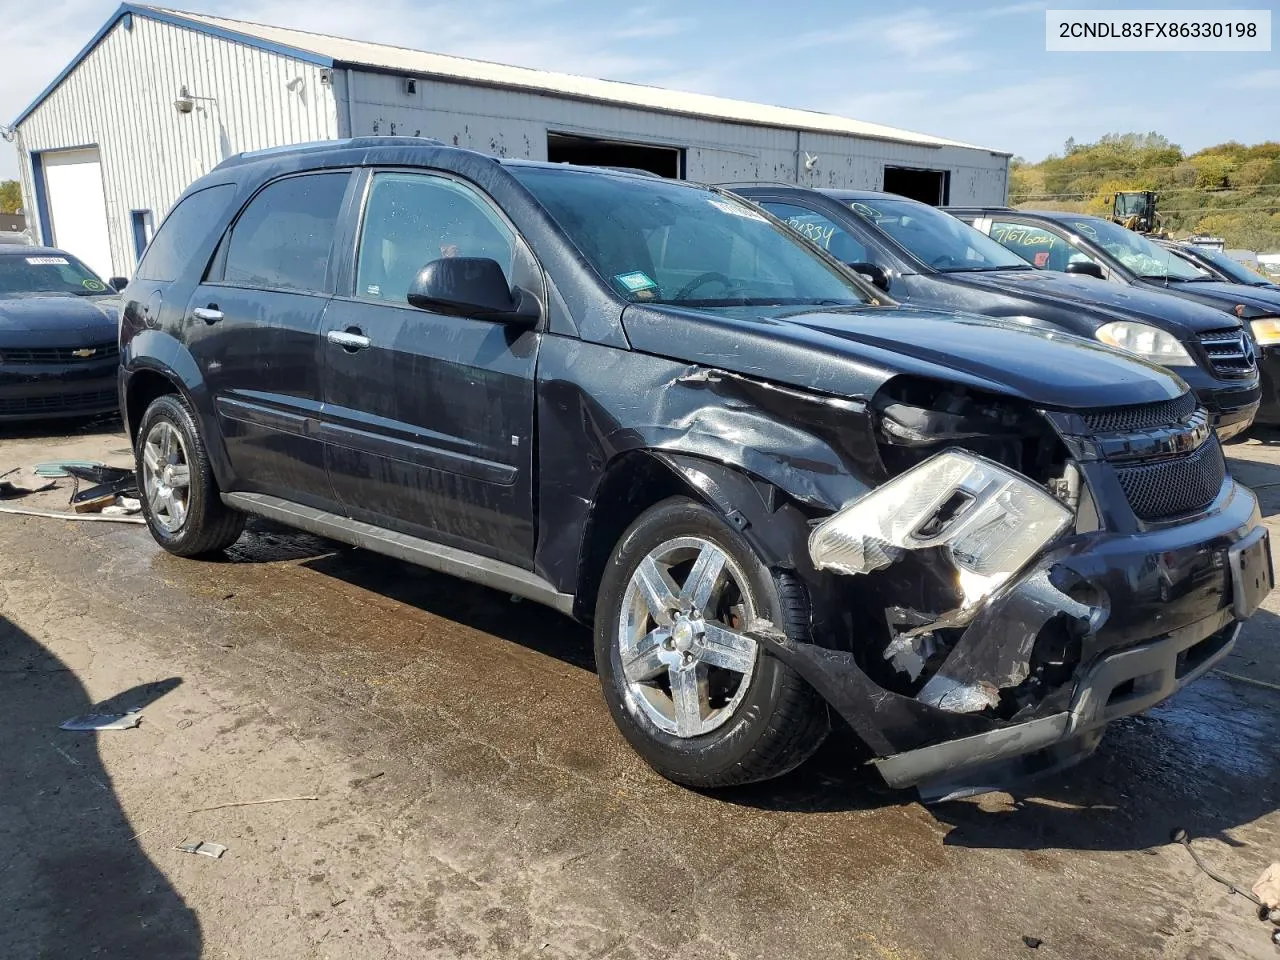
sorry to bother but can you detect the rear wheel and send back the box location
[595,497,829,788]
[135,393,245,557]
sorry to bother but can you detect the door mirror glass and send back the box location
[1065,260,1105,280]
[108,276,129,292]
[407,257,536,326]
[848,261,891,292]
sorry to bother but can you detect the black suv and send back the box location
[950,208,1280,425]
[731,187,1260,439]
[119,139,1272,799]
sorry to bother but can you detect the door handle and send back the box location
[193,306,222,324]
[327,328,371,351]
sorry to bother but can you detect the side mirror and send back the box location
[848,261,891,293]
[407,257,538,327]
[1065,260,1105,280]
[108,276,129,292]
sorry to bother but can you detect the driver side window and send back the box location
[989,220,1076,271]
[758,202,869,264]
[356,173,515,303]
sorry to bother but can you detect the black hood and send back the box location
[947,269,1242,335]
[622,303,1185,410]
[1140,279,1280,320]
[0,295,119,343]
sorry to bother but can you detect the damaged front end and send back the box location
[749,377,1270,800]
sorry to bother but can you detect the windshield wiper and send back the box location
[941,264,1033,273]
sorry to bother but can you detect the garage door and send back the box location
[42,148,114,280]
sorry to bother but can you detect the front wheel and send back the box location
[135,393,245,557]
[594,497,829,788]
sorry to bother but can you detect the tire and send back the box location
[594,496,829,788]
[134,392,245,557]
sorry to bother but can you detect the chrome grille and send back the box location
[1081,391,1197,434]
[1198,328,1255,378]
[0,342,119,364]
[1114,439,1226,521]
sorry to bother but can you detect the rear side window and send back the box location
[136,184,234,282]
[219,173,349,293]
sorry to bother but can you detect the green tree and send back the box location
[0,180,20,215]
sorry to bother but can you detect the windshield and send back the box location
[0,253,109,297]
[847,197,1030,272]
[1188,245,1271,285]
[508,167,873,307]
[1065,218,1203,281]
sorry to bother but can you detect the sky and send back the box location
[2,0,1277,181]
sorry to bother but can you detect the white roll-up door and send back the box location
[42,148,114,279]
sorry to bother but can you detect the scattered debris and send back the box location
[62,463,133,486]
[176,840,227,859]
[189,795,320,813]
[1255,863,1280,911]
[1172,828,1265,907]
[1022,936,1042,949]
[0,504,145,523]
[59,709,142,731]
[0,478,56,499]
[71,472,139,513]
[34,460,109,478]
[350,771,385,789]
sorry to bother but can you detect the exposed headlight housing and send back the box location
[1250,317,1280,347]
[809,450,1073,612]
[1095,321,1195,366]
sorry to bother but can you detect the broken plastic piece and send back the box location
[60,709,142,731]
[62,464,133,486]
[916,674,1000,713]
[808,451,1073,623]
[72,475,139,513]
[1254,862,1280,911]
[176,840,227,859]
[34,460,108,478]
[0,479,56,499]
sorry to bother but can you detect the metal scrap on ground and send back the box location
[59,709,143,731]
[175,840,227,859]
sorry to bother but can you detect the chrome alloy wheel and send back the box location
[141,420,192,533]
[617,536,759,738]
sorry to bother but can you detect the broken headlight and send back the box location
[808,450,1074,608]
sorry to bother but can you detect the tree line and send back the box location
[1011,133,1280,252]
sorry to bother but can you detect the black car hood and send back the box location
[622,303,1185,409]
[1140,279,1280,319]
[0,295,120,339]
[949,269,1240,334]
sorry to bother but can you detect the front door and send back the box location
[186,170,352,507]
[320,171,540,567]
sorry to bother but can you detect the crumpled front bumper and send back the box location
[754,478,1271,799]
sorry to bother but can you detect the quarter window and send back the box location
[759,202,868,264]
[356,173,515,303]
[221,173,349,293]
[136,185,234,282]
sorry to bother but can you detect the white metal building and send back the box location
[11,4,1011,279]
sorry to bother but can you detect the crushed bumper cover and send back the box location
[754,479,1270,798]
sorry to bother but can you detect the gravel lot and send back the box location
[2,418,1279,960]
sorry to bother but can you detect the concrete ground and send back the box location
[2,416,1279,960]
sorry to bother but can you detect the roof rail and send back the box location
[217,135,446,169]
[712,179,801,189]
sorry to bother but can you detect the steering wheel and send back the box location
[674,271,734,301]
[930,255,963,269]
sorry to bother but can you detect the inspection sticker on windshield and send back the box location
[614,271,657,293]
[26,256,68,265]
[708,198,767,222]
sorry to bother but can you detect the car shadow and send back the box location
[0,412,122,442]
[214,506,1280,848]
[0,615,201,958]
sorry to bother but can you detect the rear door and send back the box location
[320,170,540,567]
[186,171,352,507]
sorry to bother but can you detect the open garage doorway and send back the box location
[883,166,950,205]
[546,133,684,178]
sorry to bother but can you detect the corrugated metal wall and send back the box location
[16,15,339,276]
[342,71,1009,200]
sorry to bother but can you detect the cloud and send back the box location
[788,9,974,75]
